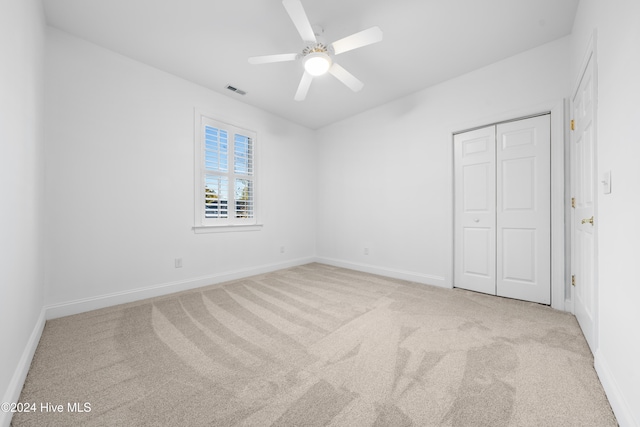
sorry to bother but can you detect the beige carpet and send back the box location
[14,263,616,426]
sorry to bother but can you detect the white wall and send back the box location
[0,0,46,423]
[44,28,317,315]
[571,1,640,426]
[316,37,570,288]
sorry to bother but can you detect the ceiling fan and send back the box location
[248,0,383,101]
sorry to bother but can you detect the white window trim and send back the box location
[193,110,262,232]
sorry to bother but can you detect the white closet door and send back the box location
[454,126,496,295]
[496,115,551,304]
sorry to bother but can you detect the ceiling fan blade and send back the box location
[331,26,383,55]
[329,63,364,92]
[282,0,316,43]
[294,72,313,101]
[248,53,298,65]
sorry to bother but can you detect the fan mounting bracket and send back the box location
[302,42,334,58]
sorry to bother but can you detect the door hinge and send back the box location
[570,119,575,131]
[572,275,576,287]
[571,197,576,208]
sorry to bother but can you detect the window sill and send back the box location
[193,224,263,234]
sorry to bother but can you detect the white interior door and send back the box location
[572,52,597,352]
[454,116,551,304]
[496,115,551,304]
[454,126,496,295]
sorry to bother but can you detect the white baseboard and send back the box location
[0,308,46,427]
[595,349,639,427]
[315,257,447,288]
[45,257,316,320]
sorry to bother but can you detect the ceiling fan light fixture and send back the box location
[303,52,332,76]
[248,0,382,100]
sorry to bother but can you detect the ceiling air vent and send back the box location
[226,85,247,96]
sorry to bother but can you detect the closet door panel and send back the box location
[454,126,496,295]
[496,115,551,304]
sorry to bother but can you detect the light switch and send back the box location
[601,170,611,194]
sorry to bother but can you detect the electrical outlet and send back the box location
[175,258,183,268]
[364,247,369,255]
[280,246,285,253]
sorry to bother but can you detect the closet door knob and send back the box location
[473,218,480,223]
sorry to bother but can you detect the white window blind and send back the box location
[196,114,257,229]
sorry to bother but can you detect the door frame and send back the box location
[450,100,566,310]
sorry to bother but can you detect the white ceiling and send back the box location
[43,0,580,129]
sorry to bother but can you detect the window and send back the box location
[195,113,258,230]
